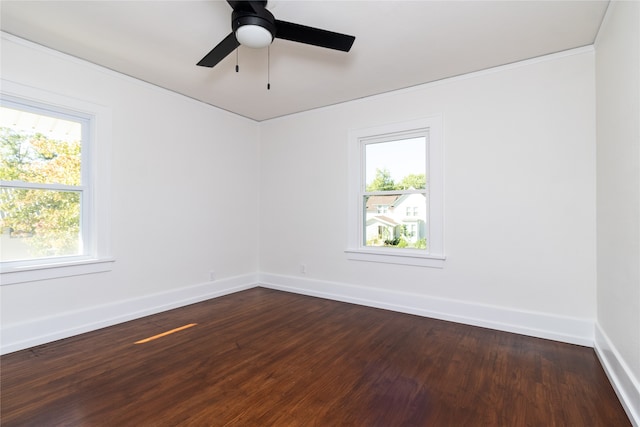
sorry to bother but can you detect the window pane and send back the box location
[365,137,426,191]
[0,106,82,186]
[0,187,82,261]
[363,193,427,250]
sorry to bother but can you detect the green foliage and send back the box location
[366,237,382,246]
[366,168,396,191]
[372,235,425,250]
[367,168,426,191]
[383,237,408,247]
[397,173,426,190]
[384,237,401,246]
[1,127,82,257]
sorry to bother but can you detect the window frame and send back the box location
[0,80,113,284]
[346,117,445,268]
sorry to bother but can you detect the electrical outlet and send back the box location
[300,264,307,275]
[209,270,216,281]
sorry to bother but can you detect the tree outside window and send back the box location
[0,104,85,262]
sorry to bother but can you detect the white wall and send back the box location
[0,35,260,352]
[595,1,640,423]
[259,48,597,344]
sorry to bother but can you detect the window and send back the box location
[0,81,112,284]
[1,101,87,261]
[405,206,418,217]
[346,117,444,267]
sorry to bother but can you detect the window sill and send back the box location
[0,257,115,285]
[345,248,445,268]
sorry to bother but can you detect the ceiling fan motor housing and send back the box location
[232,9,276,42]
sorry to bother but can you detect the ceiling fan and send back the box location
[197,0,356,68]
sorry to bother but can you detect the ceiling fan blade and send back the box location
[227,0,265,13]
[197,32,240,67]
[274,20,355,52]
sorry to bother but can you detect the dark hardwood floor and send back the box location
[0,287,630,426]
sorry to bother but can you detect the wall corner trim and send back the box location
[258,273,594,347]
[594,323,640,426]
[0,273,259,355]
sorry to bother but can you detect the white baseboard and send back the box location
[259,273,594,346]
[594,324,640,427]
[0,273,258,355]
[2,272,595,354]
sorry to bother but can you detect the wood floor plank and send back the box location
[0,288,631,426]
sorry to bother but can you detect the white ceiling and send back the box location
[1,0,608,121]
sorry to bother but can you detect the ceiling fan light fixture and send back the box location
[236,24,273,48]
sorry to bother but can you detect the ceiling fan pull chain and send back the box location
[267,45,271,90]
[236,48,239,72]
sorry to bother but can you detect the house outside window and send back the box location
[0,81,113,284]
[347,117,444,267]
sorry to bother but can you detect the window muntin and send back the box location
[347,117,444,267]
